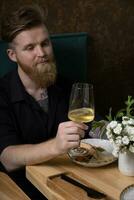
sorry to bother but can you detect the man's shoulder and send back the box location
[0,70,16,96]
[0,70,15,83]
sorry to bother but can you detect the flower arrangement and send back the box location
[92,96,134,157]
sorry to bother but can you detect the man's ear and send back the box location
[7,48,17,62]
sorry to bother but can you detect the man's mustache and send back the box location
[36,59,49,64]
[36,56,55,65]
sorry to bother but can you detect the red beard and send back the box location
[18,60,57,88]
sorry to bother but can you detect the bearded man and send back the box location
[0,5,87,199]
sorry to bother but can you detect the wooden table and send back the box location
[0,172,30,200]
[26,155,134,200]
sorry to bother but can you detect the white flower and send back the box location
[128,118,134,125]
[121,146,128,153]
[115,136,122,146]
[110,139,116,146]
[122,116,130,121]
[113,124,122,135]
[122,117,134,126]
[122,116,130,125]
[106,118,134,156]
[112,147,120,157]
[122,121,128,126]
[106,130,113,139]
[106,123,111,131]
[108,121,118,129]
[129,144,134,153]
[122,136,129,145]
[129,135,134,141]
[125,125,134,135]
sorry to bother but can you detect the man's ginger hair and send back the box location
[1,4,47,43]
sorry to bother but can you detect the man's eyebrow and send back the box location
[41,38,50,43]
[22,43,35,49]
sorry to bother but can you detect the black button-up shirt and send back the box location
[0,69,69,154]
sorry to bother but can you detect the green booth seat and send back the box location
[0,32,89,83]
[0,41,17,77]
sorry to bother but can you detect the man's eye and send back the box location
[42,40,50,47]
[26,46,34,50]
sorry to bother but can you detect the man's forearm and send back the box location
[0,121,87,172]
[0,138,59,172]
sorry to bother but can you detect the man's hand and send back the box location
[54,121,88,155]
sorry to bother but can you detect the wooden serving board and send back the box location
[27,164,105,200]
[47,172,106,200]
[26,155,134,200]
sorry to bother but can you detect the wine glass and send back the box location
[68,82,95,157]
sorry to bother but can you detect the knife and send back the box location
[61,174,106,199]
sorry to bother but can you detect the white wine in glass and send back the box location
[68,82,95,156]
[68,107,94,123]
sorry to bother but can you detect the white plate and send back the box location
[68,139,117,167]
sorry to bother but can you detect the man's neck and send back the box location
[18,67,44,100]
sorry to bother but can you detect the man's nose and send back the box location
[36,46,45,57]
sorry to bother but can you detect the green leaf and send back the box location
[115,108,125,120]
[113,96,134,119]
[91,120,107,138]
[106,107,113,121]
[92,120,106,130]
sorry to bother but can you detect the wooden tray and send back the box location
[47,172,106,200]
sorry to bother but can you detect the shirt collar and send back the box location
[9,69,61,113]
